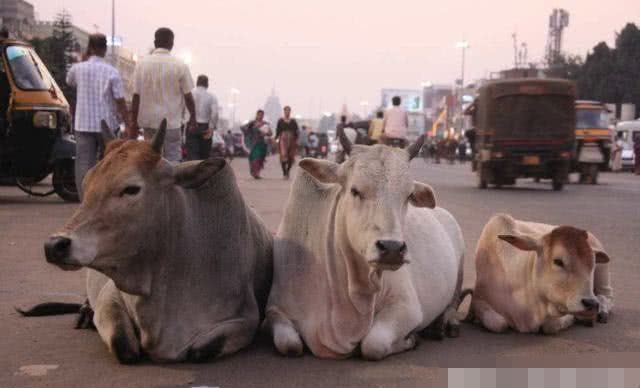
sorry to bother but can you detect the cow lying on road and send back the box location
[32,121,273,363]
[266,135,465,360]
[466,214,613,334]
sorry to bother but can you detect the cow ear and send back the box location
[498,234,540,251]
[585,231,610,264]
[410,181,436,208]
[299,158,339,184]
[174,158,227,189]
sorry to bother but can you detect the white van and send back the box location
[614,120,640,170]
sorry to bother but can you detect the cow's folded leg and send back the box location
[596,294,612,323]
[267,308,303,357]
[443,302,461,338]
[361,306,420,361]
[94,285,141,364]
[475,300,509,333]
[187,317,258,362]
[542,315,574,334]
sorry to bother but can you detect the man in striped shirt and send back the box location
[66,33,129,200]
[131,27,196,163]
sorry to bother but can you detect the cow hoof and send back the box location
[187,336,227,363]
[597,312,608,324]
[273,323,303,357]
[111,335,140,365]
[446,324,460,338]
[75,302,95,330]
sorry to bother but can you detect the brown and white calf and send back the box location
[467,213,612,334]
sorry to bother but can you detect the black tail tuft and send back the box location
[16,302,82,317]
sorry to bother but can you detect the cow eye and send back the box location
[350,187,362,199]
[553,258,565,268]
[120,185,141,197]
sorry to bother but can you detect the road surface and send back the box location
[1,158,639,387]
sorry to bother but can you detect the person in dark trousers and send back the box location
[275,106,299,179]
[186,74,218,160]
[634,132,640,175]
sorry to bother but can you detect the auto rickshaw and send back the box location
[0,38,78,202]
[467,79,576,191]
[573,100,612,184]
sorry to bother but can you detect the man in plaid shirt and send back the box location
[66,33,129,200]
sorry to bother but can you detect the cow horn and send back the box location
[337,126,352,155]
[100,120,116,145]
[407,135,425,161]
[151,119,167,153]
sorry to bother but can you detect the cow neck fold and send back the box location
[506,251,547,331]
[132,166,250,353]
[317,192,379,352]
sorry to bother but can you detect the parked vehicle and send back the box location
[572,100,612,184]
[0,38,78,201]
[466,78,576,191]
[615,120,640,171]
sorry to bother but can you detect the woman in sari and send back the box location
[241,110,270,179]
[275,106,299,179]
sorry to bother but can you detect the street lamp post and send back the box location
[455,41,469,90]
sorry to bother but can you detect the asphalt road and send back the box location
[1,157,639,388]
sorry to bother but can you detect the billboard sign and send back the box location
[381,89,422,112]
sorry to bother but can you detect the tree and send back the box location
[577,23,640,117]
[545,54,583,80]
[29,9,77,106]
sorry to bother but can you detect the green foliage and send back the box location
[577,23,640,115]
[28,9,77,106]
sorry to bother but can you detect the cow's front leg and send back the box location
[267,307,304,357]
[541,315,574,334]
[93,282,141,364]
[187,316,259,362]
[361,304,420,361]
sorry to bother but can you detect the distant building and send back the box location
[0,0,35,40]
[264,88,282,125]
[106,46,136,101]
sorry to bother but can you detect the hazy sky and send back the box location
[32,0,640,121]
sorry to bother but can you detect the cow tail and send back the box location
[15,302,82,317]
[457,288,475,323]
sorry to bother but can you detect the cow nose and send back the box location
[581,298,599,311]
[45,236,72,264]
[375,240,407,256]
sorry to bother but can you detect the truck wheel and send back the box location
[589,164,599,185]
[552,178,564,191]
[477,167,488,189]
[53,160,79,203]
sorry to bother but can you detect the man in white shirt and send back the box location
[66,33,129,200]
[131,27,196,163]
[382,95,409,148]
[186,75,218,160]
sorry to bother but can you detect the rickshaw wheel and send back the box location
[15,178,56,197]
[53,160,79,203]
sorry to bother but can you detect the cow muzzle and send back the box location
[44,235,81,270]
[369,240,409,271]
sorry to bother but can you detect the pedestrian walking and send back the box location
[65,33,129,200]
[186,75,218,160]
[611,133,623,172]
[382,96,409,148]
[368,111,384,145]
[241,110,271,179]
[275,106,299,179]
[131,27,196,163]
[458,139,467,163]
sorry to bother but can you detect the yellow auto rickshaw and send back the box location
[0,37,78,202]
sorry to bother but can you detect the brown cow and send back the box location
[466,214,613,334]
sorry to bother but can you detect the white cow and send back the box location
[266,135,465,360]
[466,214,613,334]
